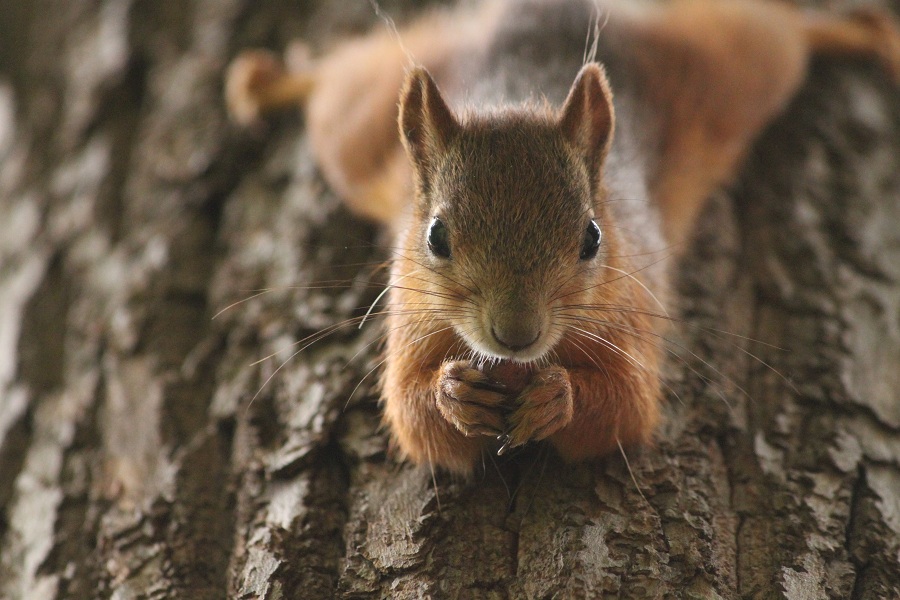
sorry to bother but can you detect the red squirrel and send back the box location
[226,0,900,475]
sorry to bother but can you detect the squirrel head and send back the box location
[395,64,621,363]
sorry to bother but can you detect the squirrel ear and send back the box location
[399,67,458,174]
[559,63,615,178]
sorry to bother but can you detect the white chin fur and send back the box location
[457,328,554,364]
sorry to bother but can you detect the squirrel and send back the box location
[226,0,900,475]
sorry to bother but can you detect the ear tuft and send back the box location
[399,67,458,173]
[558,63,615,180]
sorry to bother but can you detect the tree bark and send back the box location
[1,0,899,598]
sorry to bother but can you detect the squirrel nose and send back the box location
[491,320,541,352]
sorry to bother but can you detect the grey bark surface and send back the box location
[1,0,899,598]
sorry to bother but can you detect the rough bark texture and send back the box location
[1,1,899,598]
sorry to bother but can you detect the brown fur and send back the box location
[227,0,900,475]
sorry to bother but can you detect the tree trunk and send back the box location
[1,0,899,598]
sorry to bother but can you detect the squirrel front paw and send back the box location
[500,366,573,454]
[435,361,509,438]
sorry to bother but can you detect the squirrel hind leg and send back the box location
[804,8,900,83]
[225,47,316,126]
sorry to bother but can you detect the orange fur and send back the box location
[227,0,900,475]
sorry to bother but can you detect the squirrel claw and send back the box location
[499,431,531,455]
[496,435,513,456]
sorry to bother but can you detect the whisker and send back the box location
[249,309,454,405]
[564,324,688,406]
[213,289,273,320]
[598,264,669,317]
[566,334,616,390]
[554,304,794,395]
[383,246,483,300]
[346,324,461,405]
[346,312,446,367]
[566,325,649,374]
[617,439,648,504]
[554,302,788,351]
[213,280,383,319]
[251,306,466,367]
[359,272,413,329]
[551,253,671,303]
[557,314,737,407]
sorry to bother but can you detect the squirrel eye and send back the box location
[580,220,602,261]
[427,217,451,258]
